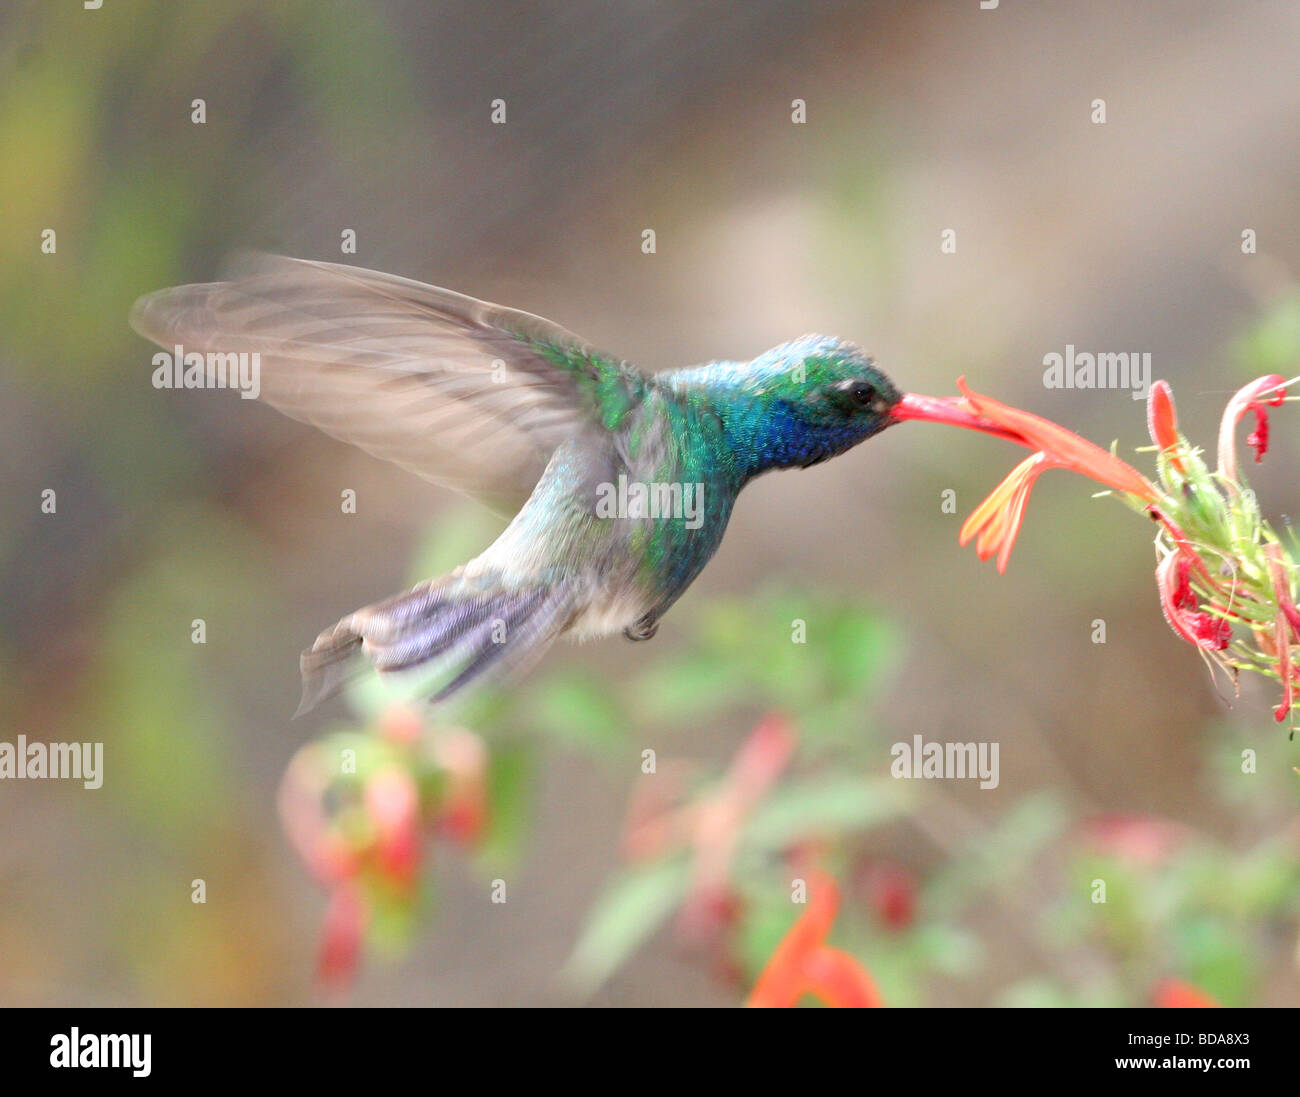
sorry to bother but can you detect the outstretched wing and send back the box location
[130,254,645,514]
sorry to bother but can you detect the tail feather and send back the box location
[296,626,364,716]
[429,587,569,702]
[348,581,455,644]
[364,591,523,672]
[296,575,573,715]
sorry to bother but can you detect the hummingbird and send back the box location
[131,255,1001,711]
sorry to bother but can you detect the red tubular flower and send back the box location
[890,391,1029,444]
[954,378,1158,500]
[904,372,1300,723]
[1082,814,1186,866]
[946,379,1158,571]
[430,729,489,844]
[279,748,360,886]
[1147,505,1221,589]
[679,714,798,939]
[861,862,917,931]
[1263,543,1300,721]
[895,378,1161,571]
[317,882,366,989]
[364,766,422,886]
[1218,374,1287,482]
[621,763,693,861]
[746,871,883,1008]
[1155,553,1230,651]
[1147,379,1186,476]
[1153,979,1219,1008]
[1272,614,1292,723]
[1264,542,1300,635]
[376,702,424,747]
[721,712,798,799]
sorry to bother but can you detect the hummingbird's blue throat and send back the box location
[663,336,900,483]
[722,397,895,480]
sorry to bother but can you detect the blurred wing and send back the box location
[130,254,645,514]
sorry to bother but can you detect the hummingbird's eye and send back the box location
[851,381,877,407]
[834,378,879,410]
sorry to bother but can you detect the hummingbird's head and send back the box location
[728,336,903,474]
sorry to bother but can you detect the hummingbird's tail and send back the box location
[296,573,576,715]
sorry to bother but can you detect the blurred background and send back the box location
[2,0,1299,1006]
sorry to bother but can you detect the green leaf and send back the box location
[742,775,911,851]
[561,858,691,997]
[906,924,983,977]
[627,655,744,723]
[528,673,627,753]
[997,979,1076,1008]
[478,745,535,869]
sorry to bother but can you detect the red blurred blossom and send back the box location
[376,702,424,747]
[860,862,917,931]
[430,728,490,843]
[1217,374,1286,483]
[279,749,354,887]
[622,762,694,861]
[747,870,883,1008]
[1154,979,1220,1008]
[1081,814,1187,866]
[364,766,422,886]
[621,714,797,941]
[681,714,798,938]
[280,708,497,989]
[281,756,424,988]
[317,882,366,989]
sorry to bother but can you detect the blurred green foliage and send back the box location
[354,507,1300,1007]
[4,1,1299,1008]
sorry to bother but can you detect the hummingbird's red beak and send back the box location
[890,392,1029,446]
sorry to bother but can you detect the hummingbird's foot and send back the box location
[624,614,659,642]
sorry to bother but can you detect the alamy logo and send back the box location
[890,734,999,789]
[151,343,261,399]
[0,736,102,789]
[595,474,704,530]
[50,1029,150,1077]
[1042,344,1150,400]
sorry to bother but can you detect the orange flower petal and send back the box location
[959,453,1041,548]
[801,947,884,1008]
[746,871,882,1009]
[960,453,1051,572]
[995,468,1039,574]
[1154,979,1219,1008]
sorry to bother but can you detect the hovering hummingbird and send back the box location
[131,255,1003,711]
